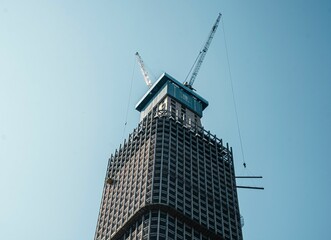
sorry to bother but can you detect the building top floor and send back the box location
[135,73,209,118]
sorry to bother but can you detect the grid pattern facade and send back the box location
[94,103,243,240]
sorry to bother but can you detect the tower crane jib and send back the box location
[184,13,222,89]
[135,52,152,88]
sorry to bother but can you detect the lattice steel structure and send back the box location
[94,73,243,240]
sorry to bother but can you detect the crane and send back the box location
[184,13,222,89]
[135,52,152,88]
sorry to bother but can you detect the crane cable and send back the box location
[122,55,136,140]
[184,50,201,83]
[221,18,247,168]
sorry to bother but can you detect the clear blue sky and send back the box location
[1,1,330,239]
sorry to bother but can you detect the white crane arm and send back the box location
[135,52,152,88]
[185,13,222,88]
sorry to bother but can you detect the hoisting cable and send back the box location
[221,18,247,168]
[184,51,201,83]
[122,55,136,140]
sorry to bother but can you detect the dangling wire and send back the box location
[123,55,136,140]
[185,51,201,83]
[221,18,247,168]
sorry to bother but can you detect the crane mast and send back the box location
[184,13,222,89]
[135,52,152,87]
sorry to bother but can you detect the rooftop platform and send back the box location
[135,73,208,116]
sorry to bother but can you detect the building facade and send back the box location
[94,73,243,240]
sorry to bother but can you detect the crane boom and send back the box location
[135,52,152,87]
[185,13,222,88]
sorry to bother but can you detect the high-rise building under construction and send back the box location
[94,73,243,240]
